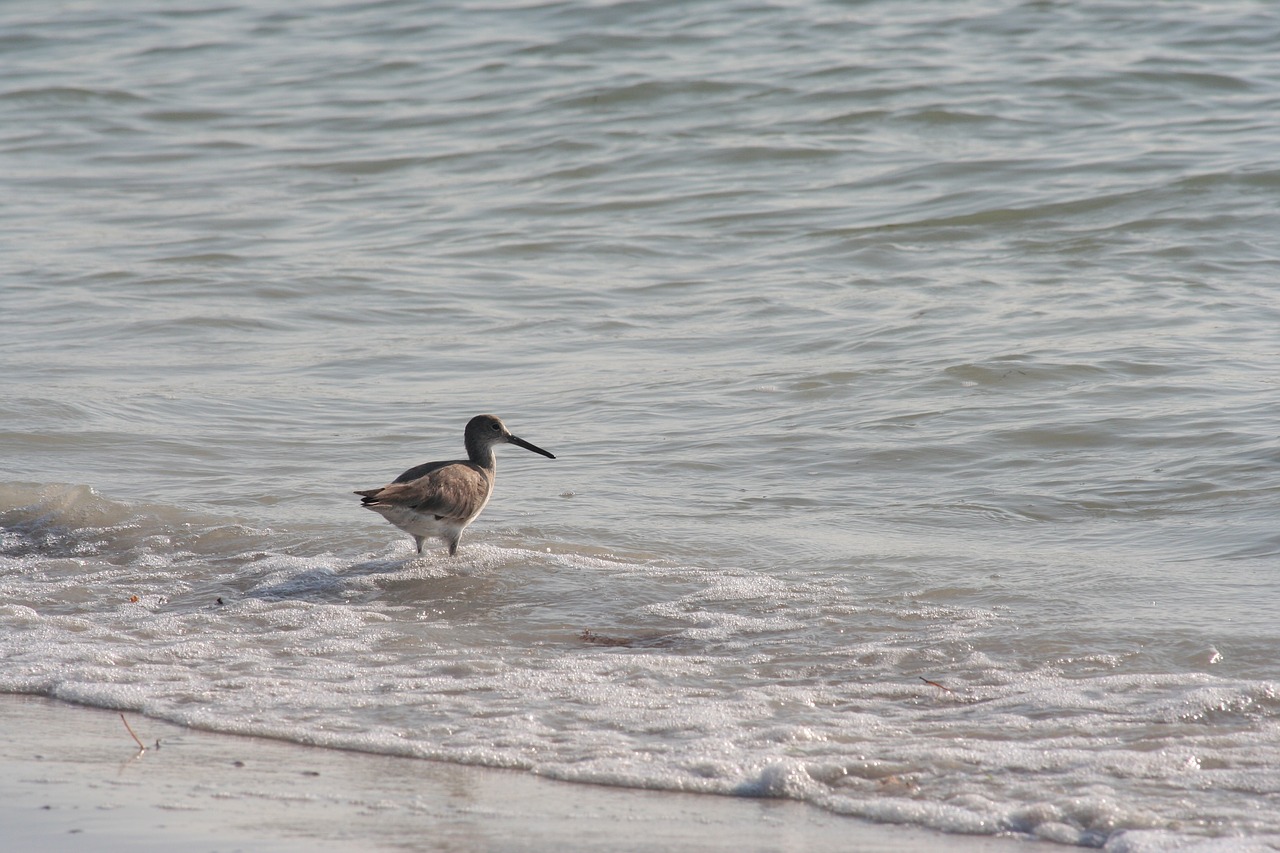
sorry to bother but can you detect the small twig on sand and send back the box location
[919,676,955,693]
[120,713,146,752]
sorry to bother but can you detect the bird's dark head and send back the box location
[465,414,555,460]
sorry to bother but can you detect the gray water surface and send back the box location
[3,2,1278,848]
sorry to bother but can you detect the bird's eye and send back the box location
[491,422,501,430]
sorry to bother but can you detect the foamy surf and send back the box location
[3,482,1276,848]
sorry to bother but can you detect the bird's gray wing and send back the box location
[359,462,491,521]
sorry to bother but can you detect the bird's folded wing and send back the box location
[367,463,491,521]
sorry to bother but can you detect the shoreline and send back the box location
[1,693,1027,852]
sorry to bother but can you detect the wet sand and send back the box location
[1,694,1029,852]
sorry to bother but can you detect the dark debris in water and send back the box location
[578,628,684,649]
[579,629,634,647]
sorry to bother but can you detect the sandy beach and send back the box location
[1,694,1027,852]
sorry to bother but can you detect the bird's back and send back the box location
[358,459,493,523]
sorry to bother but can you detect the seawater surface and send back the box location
[2,1,1278,849]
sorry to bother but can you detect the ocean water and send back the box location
[2,0,1278,849]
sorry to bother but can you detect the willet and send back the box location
[355,414,555,556]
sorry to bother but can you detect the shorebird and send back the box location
[355,414,555,556]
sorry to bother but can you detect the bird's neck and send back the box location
[466,440,498,471]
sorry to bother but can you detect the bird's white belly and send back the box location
[370,505,468,542]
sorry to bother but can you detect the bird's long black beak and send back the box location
[509,434,555,459]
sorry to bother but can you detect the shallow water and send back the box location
[2,1,1279,849]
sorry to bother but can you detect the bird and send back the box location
[355,414,555,556]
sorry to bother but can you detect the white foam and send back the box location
[1105,830,1276,853]
[2,485,1279,848]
